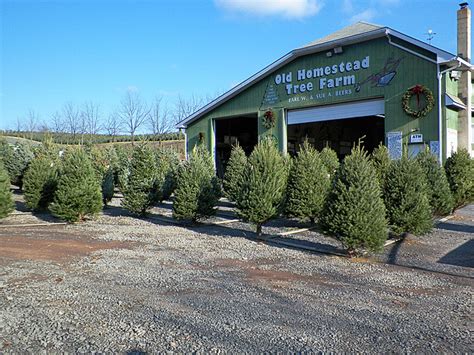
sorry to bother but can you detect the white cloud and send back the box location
[215,0,322,19]
[349,8,377,23]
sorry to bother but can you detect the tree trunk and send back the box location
[256,224,262,237]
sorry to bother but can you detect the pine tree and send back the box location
[87,147,115,205]
[223,144,247,203]
[122,144,161,215]
[155,148,181,201]
[173,146,221,221]
[0,163,14,219]
[384,156,433,235]
[445,148,474,208]
[23,155,59,211]
[319,146,339,178]
[49,149,103,222]
[0,140,34,189]
[286,140,330,223]
[321,146,388,254]
[416,148,453,216]
[115,146,131,193]
[237,138,288,236]
[371,144,391,187]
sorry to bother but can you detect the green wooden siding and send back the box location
[186,36,441,156]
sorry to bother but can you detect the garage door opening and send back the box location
[215,114,258,177]
[287,115,385,158]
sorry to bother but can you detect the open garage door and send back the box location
[287,99,385,159]
[287,99,384,125]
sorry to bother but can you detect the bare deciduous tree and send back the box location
[104,113,122,142]
[148,96,171,139]
[81,101,101,143]
[118,91,150,144]
[62,102,81,142]
[172,94,204,126]
[51,111,64,133]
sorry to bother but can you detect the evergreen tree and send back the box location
[23,155,59,211]
[0,140,34,189]
[115,145,131,193]
[384,156,433,235]
[88,147,115,205]
[49,149,103,222]
[286,140,330,223]
[445,148,474,208]
[155,148,181,201]
[173,146,221,221]
[122,144,161,215]
[416,148,453,216]
[371,144,391,187]
[223,144,247,203]
[319,146,339,178]
[237,138,288,236]
[321,146,388,254]
[0,163,14,219]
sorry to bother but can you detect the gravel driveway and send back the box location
[0,196,472,353]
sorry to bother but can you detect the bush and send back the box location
[384,156,433,235]
[237,138,288,236]
[23,155,59,211]
[49,149,103,222]
[319,146,339,178]
[0,163,14,219]
[223,144,247,203]
[445,148,474,208]
[321,146,387,254]
[173,146,221,221]
[0,139,34,189]
[122,144,161,215]
[416,148,453,216]
[286,140,330,223]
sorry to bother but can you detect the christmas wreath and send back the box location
[262,109,275,129]
[402,85,435,118]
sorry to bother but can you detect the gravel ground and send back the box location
[0,195,472,353]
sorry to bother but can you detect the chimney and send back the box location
[457,2,473,154]
[457,2,471,60]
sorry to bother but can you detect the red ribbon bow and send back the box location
[410,85,424,108]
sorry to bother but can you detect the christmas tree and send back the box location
[173,145,221,221]
[49,149,103,222]
[384,156,432,235]
[285,140,330,224]
[23,155,59,211]
[319,146,339,178]
[416,148,453,216]
[122,144,161,215]
[371,144,391,187]
[445,148,474,208]
[0,163,14,219]
[223,144,247,203]
[321,146,387,254]
[237,138,288,236]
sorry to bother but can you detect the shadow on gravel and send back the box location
[435,222,474,234]
[438,239,474,268]
[126,350,146,355]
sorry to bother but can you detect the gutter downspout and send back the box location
[437,62,462,162]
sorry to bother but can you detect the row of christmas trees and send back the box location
[0,137,473,255]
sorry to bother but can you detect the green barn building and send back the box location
[177,4,474,176]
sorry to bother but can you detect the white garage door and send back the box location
[287,99,385,125]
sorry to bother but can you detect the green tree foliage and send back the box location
[23,155,59,211]
[0,163,14,219]
[371,144,391,187]
[237,138,288,236]
[87,147,115,205]
[223,144,247,203]
[173,146,221,221]
[384,156,433,235]
[319,146,339,178]
[321,146,388,254]
[115,146,131,192]
[49,149,103,222]
[0,139,34,189]
[445,148,474,208]
[416,148,453,216]
[286,140,330,223]
[122,144,161,215]
[155,148,181,201]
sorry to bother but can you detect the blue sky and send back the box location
[0,0,468,131]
